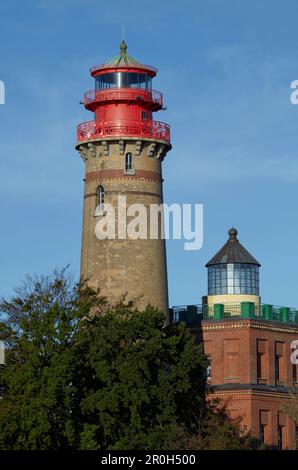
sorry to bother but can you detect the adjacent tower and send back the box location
[76,41,171,313]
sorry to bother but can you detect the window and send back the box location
[125,152,133,172]
[257,340,267,384]
[205,356,211,381]
[141,111,148,120]
[275,355,281,383]
[278,426,284,450]
[275,342,285,385]
[259,424,266,444]
[96,185,105,211]
[293,364,298,386]
[259,410,269,445]
[257,353,265,381]
[95,72,152,91]
[207,263,259,296]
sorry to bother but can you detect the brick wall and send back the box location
[200,318,298,449]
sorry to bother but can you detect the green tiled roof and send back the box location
[104,40,142,68]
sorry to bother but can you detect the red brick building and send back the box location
[171,228,298,449]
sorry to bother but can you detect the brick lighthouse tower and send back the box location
[75,41,171,314]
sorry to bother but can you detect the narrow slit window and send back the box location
[275,342,285,384]
[278,426,284,450]
[125,153,133,171]
[206,356,211,381]
[259,424,265,444]
[293,364,298,385]
[257,340,267,384]
[97,185,105,211]
[275,354,281,382]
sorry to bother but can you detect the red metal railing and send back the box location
[77,119,170,144]
[84,88,163,107]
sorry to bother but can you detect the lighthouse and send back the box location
[76,41,171,314]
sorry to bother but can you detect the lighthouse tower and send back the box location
[75,41,171,314]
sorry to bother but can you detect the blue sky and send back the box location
[0,0,298,308]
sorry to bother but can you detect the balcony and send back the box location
[77,119,170,145]
[84,88,163,111]
[170,303,298,325]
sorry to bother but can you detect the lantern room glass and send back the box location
[208,263,259,296]
[95,72,152,91]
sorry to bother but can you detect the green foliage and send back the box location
[0,271,103,449]
[179,405,260,450]
[0,270,208,450]
[0,270,259,450]
[76,303,207,450]
[280,388,298,425]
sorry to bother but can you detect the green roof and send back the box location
[104,40,142,68]
[90,41,157,74]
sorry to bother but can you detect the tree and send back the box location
[0,270,104,449]
[280,389,298,425]
[76,302,208,450]
[280,387,298,449]
[176,403,261,450]
[0,270,208,450]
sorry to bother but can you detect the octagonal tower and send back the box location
[205,228,261,310]
[75,41,171,314]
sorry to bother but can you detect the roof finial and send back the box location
[120,38,127,57]
[228,227,238,240]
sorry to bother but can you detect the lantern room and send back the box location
[94,70,153,91]
[205,228,261,306]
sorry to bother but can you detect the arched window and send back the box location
[96,185,105,211]
[125,152,133,172]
